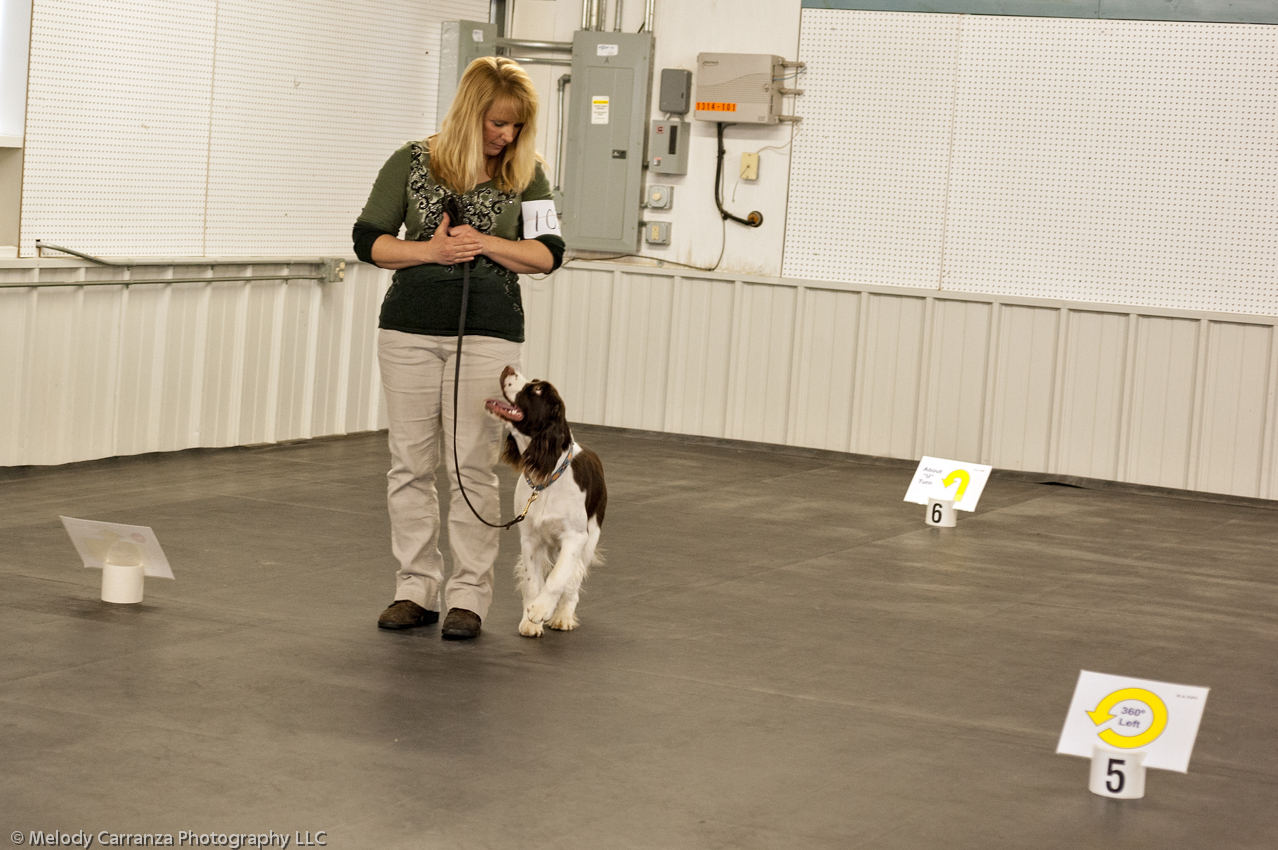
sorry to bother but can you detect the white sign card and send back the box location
[60,516,174,580]
[596,43,619,56]
[1057,670,1209,773]
[903,456,992,512]
[591,96,610,125]
[521,200,561,239]
[471,29,485,43]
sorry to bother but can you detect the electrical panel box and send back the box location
[561,31,655,253]
[659,68,692,114]
[694,53,785,124]
[648,119,689,175]
[438,21,497,125]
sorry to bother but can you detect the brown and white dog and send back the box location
[485,366,606,637]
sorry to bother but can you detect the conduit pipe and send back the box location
[499,39,572,51]
[554,73,571,192]
[508,57,571,66]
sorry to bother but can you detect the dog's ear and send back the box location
[499,434,522,469]
[522,390,572,482]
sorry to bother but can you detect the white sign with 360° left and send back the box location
[1057,670,1209,773]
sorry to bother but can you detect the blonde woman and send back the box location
[353,57,564,640]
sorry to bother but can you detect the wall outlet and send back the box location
[646,184,674,209]
[740,151,759,181]
[643,220,671,245]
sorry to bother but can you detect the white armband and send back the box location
[521,199,561,239]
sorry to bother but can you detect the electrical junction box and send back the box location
[649,119,688,175]
[646,184,673,209]
[695,53,785,124]
[438,21,496,126]
[659,68,692,114]
[560,30,655,253]
[643,220,671,245]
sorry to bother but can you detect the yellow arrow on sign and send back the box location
[1088,687,1169,749]
[942,469,971,502]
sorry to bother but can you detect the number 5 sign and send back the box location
[903,456,992,512]
[1057,670,1209,773]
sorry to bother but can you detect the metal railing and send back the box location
[3,241,347,287]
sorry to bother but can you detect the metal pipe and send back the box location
[508,56,572,66]
[644,0,654,33]
[581,0,592,30]
[614,0,623,31]
[34,241,337,269]
[555,73,571,192]
[1,275,326,289]
[497,38,572,51]
[595,0,606,31]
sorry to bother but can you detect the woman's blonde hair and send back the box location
[429,57,540,195]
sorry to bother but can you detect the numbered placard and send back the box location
[521,200,561,239]
[1057,670,1209,773]
[903,456,992,512]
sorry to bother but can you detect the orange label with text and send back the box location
[696,102,737,112]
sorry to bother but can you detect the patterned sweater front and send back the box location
[353,142,564,343]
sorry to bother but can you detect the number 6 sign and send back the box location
[903,456,992,512]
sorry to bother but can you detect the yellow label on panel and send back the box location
[697,102,737,112]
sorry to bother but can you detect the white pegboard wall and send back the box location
[783,9,961,288]
[21,0,217,257]
[203,0,488,257]
[943,15,1278,316]
[20,0,487,259]
[787,9,1278,316]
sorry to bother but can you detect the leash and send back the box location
[451,255,529,530]
[444,193,569,530]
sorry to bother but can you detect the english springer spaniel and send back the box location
[486,366,607,637]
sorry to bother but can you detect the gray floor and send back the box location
[2,426,1276,849]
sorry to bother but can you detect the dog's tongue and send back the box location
[485,398,523,421]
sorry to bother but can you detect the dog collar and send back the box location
[525,444,574,492]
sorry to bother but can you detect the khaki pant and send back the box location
[377,329,521,620]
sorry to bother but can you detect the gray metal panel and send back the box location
[659,68,692,114]
[649,119,689,175]
[561,31,654,253]
[437,21,497,126]
[801,0,1278,24]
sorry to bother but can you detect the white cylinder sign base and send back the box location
[101,563,145,604]
[1089,747,1146,799]
[926,498,957,527]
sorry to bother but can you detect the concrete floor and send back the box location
[2,426,1276,849]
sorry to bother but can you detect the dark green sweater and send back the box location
[353,142,565,343]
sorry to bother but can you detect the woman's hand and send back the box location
[428,213,482,265]
[449,222,555,274]
[368,213,482,269]
[369,215,554,273]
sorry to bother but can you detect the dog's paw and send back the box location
[518,616,544,638]
[546,612,578,631]
[525,594,558,625]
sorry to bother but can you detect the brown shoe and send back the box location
[441,607,481,640]
[377,600,439,630]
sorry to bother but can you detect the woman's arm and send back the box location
[448,225,555,274]
[369,214,482,269]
